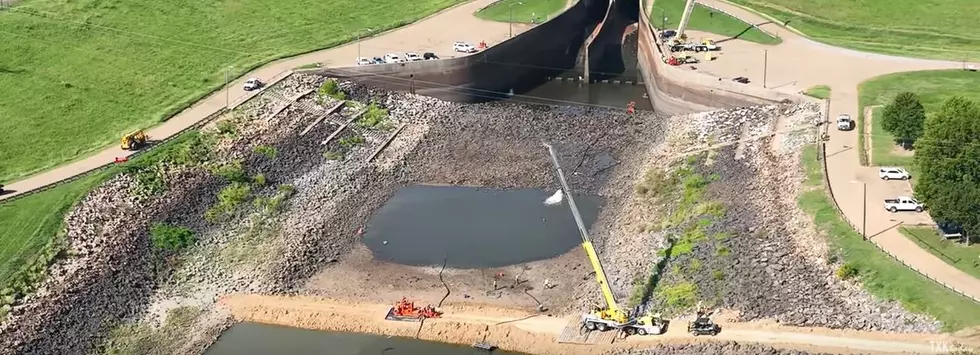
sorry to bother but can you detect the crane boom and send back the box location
[543,143,628,324]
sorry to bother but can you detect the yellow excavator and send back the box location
[543,143,666,336]
[121,130,148,150]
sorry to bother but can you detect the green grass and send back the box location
[651,0,780,45]
[858,70,980,167]
[0,174,105,286]
[729,0,980,60]
[797,145,980,331]
[0,0,465,182]
[900,226,980,281]
[804,85,830,99]
[474,0,566,24]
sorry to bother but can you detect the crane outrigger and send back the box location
[543,143,666,336]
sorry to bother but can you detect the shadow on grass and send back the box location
[716,20,776,44]
[633,238,675,306]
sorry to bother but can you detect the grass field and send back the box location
[798,145,980,331]
[804,85,830,99]
[858,70,980,166]
[729,0,980,60]
[474,0,566,24]
[652,0,780,45]
[0,0,464,182]
[901,227,980,281]
[0,174,104,286]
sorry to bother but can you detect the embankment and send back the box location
[314,0,609,103]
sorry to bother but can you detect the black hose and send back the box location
[437,258,450,307]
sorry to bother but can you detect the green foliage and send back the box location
[658,282,699,310]
[881,92,926,148]
[211,160,248,183]
[635,168,678,198]
[252,173,267,186]
[338,134,366,149]
[253,145,277,159]
[836,262,860,280]
[216,120,237,137]
[804,85,831,99]
[205,183,252,222]
[474,0,566,24]
[914,96,980,239]
[356,102,391,129]
[652,0,780,45]
[168,132,216,167]
[101,306,202,355]
[132,165,167,197]
[319,79,346,101]
[798,143,980,331]
[149,223,196,252]
[323,151,345,161]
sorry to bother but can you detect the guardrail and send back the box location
[0,69,294,205]
[817,103,980,304]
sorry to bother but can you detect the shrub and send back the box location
[149,223,196,252]
[836,262,860,280]
[253,145,277,159]
[170,133,216,166]
[205,183,252,222]
[659,282,698,310]
[319,79,346,101]
[216,120,237,137]
[252,173,266,186]
[356,102,391,129]
[211,160,248,183]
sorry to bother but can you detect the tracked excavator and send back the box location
[543,143,666,337]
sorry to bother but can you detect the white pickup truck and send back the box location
[884,196,924,212]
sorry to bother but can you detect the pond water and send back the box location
[361,185,603,268]
[205,323,528,355]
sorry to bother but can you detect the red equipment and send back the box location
[626,101,636,114]
[385,297,442,322]
[667,56,680,66]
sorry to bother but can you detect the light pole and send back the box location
[357,28,372,60]
[224,65,234,108]
[762,49,768,88]
[851,180,867,240]
[509,1,523,38]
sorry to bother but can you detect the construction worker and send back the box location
[492,280,498,290]
[626,101,636,114]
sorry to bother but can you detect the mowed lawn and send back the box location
[730,0,980,60]
[0,0,464,182]
[652,0,780,45]
[0,174,104,286]
[901,227,980,281]
[475,0,567,24]
[858,70,980,167]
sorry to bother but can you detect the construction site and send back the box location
[3,0,980,354]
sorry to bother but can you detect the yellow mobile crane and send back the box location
[543,143,665,336]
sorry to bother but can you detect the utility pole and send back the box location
[224,65,234,108]
[357,28,372,60]
[762,49,768,88]
[509,2,523,38]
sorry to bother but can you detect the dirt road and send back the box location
[220,295,975,354]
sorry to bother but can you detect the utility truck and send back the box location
[544,143,666,337]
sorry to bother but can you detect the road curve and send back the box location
[0,0,529,202]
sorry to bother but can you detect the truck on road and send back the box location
[884,196,924,212]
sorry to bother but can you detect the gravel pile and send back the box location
[615,342,862,355]
[650,103,940,333]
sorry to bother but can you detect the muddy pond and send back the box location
[361,185,603,268]
[205,323,528,355]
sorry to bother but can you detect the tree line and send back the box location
[882,93,980,241]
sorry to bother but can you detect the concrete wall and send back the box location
[313,0,608,103]
[635,0,801,113]
[586,0,640,81]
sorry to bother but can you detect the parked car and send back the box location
[878,167,910,180]
[372,57,385,64]
[936,221,965,240]
[732,77,750,84]
[243,78,263,91]
[453,41,477,53]
[687,317,720,336]
[423,52,439,60]
[837,114,854,131]
[404,52,422,62]
[884,196,924,212]
[383,53,403,64]
[661,30,677,39]
[355,57,373,66]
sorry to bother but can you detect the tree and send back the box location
[914,96,980,239]
[881,92,926,149]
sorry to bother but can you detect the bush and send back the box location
[251,173,267,186]
[253,145,277,159]
[216,120,237,137]
[211,160,248,183]
[319,79,346,101]
[132,165,167,197]
[659,282,699,310]
[205,183,252,222]
[169,132,216,166]
[356,102,391,129]
[149,223,196,252]
[836,262,860,280]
